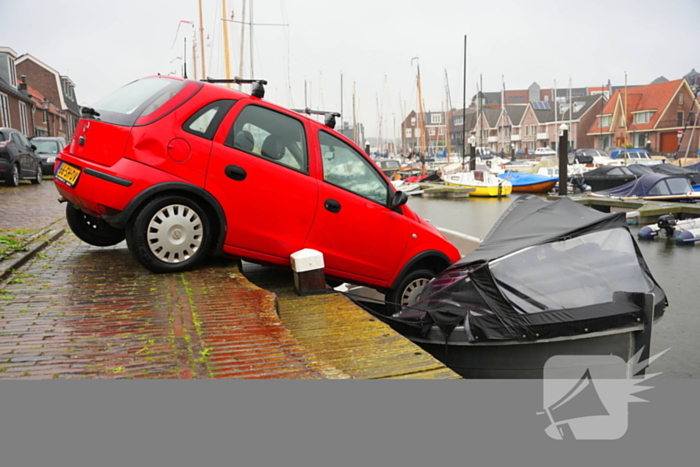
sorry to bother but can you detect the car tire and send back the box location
[385,268,435,315]
[126,195,211,273]
[31,165,43,185]
[6,164,19,187]
[66,204,126,246]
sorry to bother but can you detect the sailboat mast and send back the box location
[249,0,254,77]
[198,0,206,78]
[416,58,426,155]
[222,0,232,86]
[445,69,452,158]
[238,0,247,89]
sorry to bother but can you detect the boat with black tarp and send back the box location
[363,195,667,378]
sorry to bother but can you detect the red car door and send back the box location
[304,130,409,286]
[206,103,319,264]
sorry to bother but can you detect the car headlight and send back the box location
[47,156,56,164]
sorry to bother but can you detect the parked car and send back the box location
[54,76,461,312]
[31,136,67,176]
[0,127,43,186]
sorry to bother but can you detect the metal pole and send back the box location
[558,125,568,196]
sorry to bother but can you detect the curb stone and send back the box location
[0,228,65,282]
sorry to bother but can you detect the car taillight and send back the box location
[0,141,10,148]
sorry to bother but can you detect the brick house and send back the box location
[587,79,699,157]
[15,53,80,139]
[0,46,35,136]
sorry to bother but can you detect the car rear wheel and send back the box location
[6,164,19,187]
[31,165,43,185]
[385,268,435,315]
[126,195,212,273]
[66,204,126,246]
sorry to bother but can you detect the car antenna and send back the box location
[292,107,341,129]
[201,77,267,98]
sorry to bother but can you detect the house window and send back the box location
[454,117,463,126]
[633,111,654,124]
[679,93,684,105]
[0,92,9,126]
[415,128,421,138]
[430,114,441,124]
[600,115,612,127]
[410,117,416,126]
[429,127,436,136]
[530,125,536,136]
[19,102,28,135]
[678,112,684,127]
[438,127,444,136]
[405,128,412,138]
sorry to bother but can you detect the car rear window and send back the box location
[91,77,198,127]
[33,140,61,154]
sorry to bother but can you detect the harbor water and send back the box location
[406,194,699,379]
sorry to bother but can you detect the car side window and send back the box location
[18,133,31,150]
[183,99,236,140]
[224,104,307,173]
[318,131,389,205]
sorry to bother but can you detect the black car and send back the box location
[30,136,67,176]
[0,128,43,186]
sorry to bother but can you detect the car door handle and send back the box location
[324,199,341,213]
[225,165,247,181]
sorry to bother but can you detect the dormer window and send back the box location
[679,93,684,105]
[633,111,655,124]
[0,54,17,87]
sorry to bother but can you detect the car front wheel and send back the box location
[31,165,43,184]
[385,268,435,315]
[126,195,212,273]
[66,204,126,246]
[6,164,19,187]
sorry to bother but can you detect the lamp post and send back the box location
[511,143,515,162]
[558,124,569,196]
[469,135,477,171]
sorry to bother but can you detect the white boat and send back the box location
[442,170,513,197]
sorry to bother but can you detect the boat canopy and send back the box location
[595,173,694,197]
[386,195,666,342]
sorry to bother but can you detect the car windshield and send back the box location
[33,140,61,154]
[91,77,187,126]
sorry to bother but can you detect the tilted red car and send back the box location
[54,76,460,312]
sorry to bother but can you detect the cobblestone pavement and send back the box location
[0,180,348,379]
[0,179,66,230]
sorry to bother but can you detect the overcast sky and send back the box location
[2,0,699,140]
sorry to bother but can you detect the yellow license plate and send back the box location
[56,161,81,187]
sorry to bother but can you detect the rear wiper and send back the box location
[81,106,101,120]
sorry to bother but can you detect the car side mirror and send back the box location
[31,144,37,151]
[391,190,408,208]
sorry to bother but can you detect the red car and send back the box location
[54,76,460,312]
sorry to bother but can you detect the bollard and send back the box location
[290,249,329,296]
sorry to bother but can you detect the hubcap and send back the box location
[12,166,18,185]
[146,204,203,263]
[400,277,430,309]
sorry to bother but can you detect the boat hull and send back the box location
[444,181,513,197]
[409,326,643,379]
[510,180,557,194]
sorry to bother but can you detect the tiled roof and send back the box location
[589,79,684,133]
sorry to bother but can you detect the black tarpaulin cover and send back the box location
[595,173,694,197]
[381,195,667,343]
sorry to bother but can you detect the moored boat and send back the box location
[588,173,700,202]
[364,195,667,378]
[497,172,557,193]
[442,170,512,197]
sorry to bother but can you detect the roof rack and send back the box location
[292,107,341,129]
[201,77,267,98]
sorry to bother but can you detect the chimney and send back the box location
[18,75,28,94]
